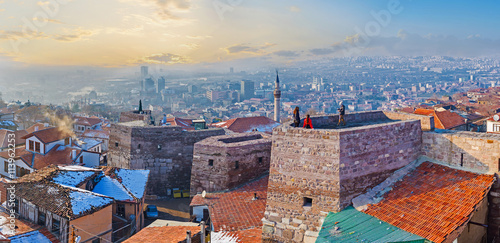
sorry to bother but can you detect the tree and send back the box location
[139,100,143,112]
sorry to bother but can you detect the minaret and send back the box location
[274,70,281,123]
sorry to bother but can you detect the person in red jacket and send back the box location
[303,114,313,129]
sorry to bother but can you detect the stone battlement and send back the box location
[191,132,272,196]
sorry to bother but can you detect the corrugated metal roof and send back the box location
[316,206,432,243]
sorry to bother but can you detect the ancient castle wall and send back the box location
[108,123,225,196]
[190,133,271,196]
[263,114,422,242]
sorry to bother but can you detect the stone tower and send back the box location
[273,70,281,123]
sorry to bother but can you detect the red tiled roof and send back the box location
[29,145,81,169]
[363,162,494,243]
[123,226,201,243]
[190,176,268,232]
[167,117,194,130]
[211,116,279,134]
[227,228,263,243]
[399,107,415,114]
[81,129,110,139]
[74,116,102,126]
[414,109,466,129]
[25,123,53,134]
[21,127,72,144]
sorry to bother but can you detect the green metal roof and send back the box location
[316,206,433,243]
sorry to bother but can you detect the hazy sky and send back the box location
[1,0,500,68]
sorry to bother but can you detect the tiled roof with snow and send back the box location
[8,230,52,243]
[52,170,97,187]
[80,138,102,149]
[92,175,134,201]
[69,190,113,216]
[116,169,149,199]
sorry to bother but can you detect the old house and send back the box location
[210,116,279,134]
[73,116,103,135]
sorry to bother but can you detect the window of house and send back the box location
[64,138,70,145]
[4,161,8,173]
[29,140,34,151]
[38,211,46,226]
[115,142,119,147]
[116,204,125,217]
[208,159,214,166]
[235,161,239,169]
[494,124,500,132]
[35,142,40,153]
[79,156,83,163]
[303,197,313,207]
[52,218,60,236]
[258,157,263,164]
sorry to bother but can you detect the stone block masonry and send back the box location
[108,121,225,196]
[262,111,422,242]
[190,133,272,196]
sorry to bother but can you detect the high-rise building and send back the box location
[230,67,234,73]
[240,80,254,101]
[157,77,165,93]
[143,78,155,93]
[141,66,149,78]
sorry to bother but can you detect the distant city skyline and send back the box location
[1,0,500,68]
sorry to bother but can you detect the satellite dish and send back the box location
[494,115,500,121]
[202,190,206,198]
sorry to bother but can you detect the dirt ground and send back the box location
[143,198,192,226]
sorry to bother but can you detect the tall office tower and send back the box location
[274,71,281,123]
[240,80,255,101]
[157,77,165,93]
[141,66,149,78]
[144,77,155,93]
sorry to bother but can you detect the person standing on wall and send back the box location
[303,114,313,129]
[293,107,300,127]
[338,101,346,126]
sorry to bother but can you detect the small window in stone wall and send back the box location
[235,161,239,169]
[115,142,119,147]
[258,157,263,164]
[208,159,214,166]
[498,158,500,172]
[303,197,313,207]
[158,144,162,150]
[138,144,141,149]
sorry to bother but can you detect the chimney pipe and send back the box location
[34,126,39,132]
[201,221,206,243]
[186,230,191,243]
[72,150,77,160]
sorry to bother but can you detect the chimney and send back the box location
[72,150,77,160]
[34,126,39,132]
[201,221,206,243]
[44,123,49,127]
[186,231,191,243]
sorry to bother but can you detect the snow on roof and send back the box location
[92,175,134,201]
[52,170,96,187]
[8,230,52,243]
[116,169,150,199]
[69,190,113,216]
[243,123,280,133]
[80,138,102,149]
[58,165,99,171]
[210,232,239,243]
[0,121,15,127]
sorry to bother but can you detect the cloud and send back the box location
[180,43,199,50]
[52,28,95,42]
[132,0,192,20]
[186,35,212,40]
[224,43,276,54]
[309,48,335,55]
[132,53,191,65]
[273,50,300,57]
[32,17,65,24]
[289,6,301,12]
[0,30,47,41]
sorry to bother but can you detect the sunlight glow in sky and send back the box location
[0,0,499,67]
